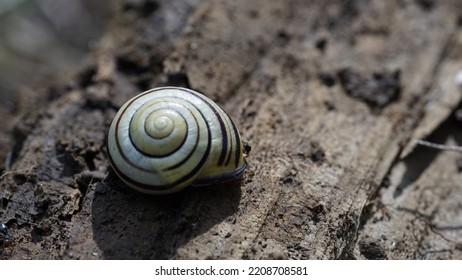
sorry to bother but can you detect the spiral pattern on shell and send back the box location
[107,87,247,194]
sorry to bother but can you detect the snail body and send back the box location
[107,87,247,194]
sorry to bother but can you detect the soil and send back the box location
[1,0,462,259]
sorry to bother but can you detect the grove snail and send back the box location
[107,87,249,195]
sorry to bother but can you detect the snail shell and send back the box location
[107,87,247,194]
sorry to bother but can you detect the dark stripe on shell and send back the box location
[114,98,158,173]
[129,105,190,158]
[215,113,228,166]
[176,87,228,166]
[230,118,242,168]
[224,115,234,166]
[192,160,247,186]
[163,109,201,171]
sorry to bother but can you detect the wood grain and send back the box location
[1,0,462,259]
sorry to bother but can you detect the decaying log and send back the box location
[1,0,462,259]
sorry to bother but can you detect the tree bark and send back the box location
[1,0,462,259]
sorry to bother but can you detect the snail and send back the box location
[107,86,249,194]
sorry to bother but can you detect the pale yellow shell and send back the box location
[107,87,247,194]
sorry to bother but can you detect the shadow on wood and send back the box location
[91,172,242,259]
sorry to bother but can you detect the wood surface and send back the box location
[1,0,462,259]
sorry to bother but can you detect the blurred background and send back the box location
[0,0,112,111]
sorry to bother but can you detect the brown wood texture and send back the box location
[1,0,462,259]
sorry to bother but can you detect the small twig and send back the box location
[0,168,33,180]
[414,139,462,153]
